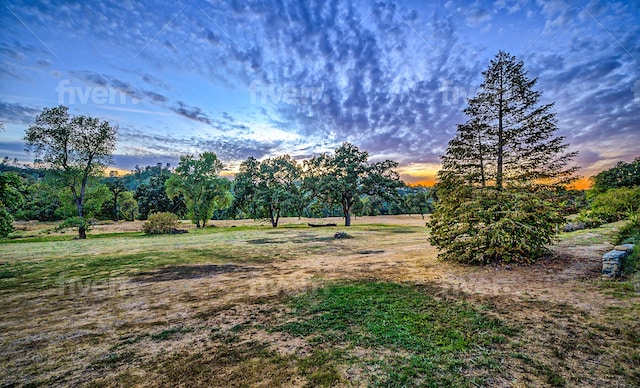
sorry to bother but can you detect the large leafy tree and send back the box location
[304,143,401,226]
[166,152,231,228]
[233,155,303,227]
[134,169,186,220]
[0,172,24,237]
[24,105,117,238]
[430,51,577,264]
[404,187,433,219]
[592,158,640,193]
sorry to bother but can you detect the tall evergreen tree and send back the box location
[430,51,578,264]
[447,51,577,189]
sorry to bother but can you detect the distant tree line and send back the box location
[0,108,435,238]
[0,149,433,227]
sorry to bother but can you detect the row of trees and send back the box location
[1,106,426,238]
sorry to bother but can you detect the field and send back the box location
[1,216,638,387]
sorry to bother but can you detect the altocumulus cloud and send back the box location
[0,0,638,178]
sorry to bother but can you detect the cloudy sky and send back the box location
[1,0,638,185]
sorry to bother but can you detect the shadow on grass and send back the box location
[131,264,261,283]
[247,233,335,245]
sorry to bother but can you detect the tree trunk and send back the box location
[343,203,351,227]
[477,129,486,187]
[78,226,87,239]
[113,195,118,221]
[496,65,504,190]
[75,196,86,239]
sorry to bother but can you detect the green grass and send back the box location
[275,281,513,386]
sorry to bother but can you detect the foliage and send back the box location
[304,143,402,226]
[430,184,563,264]
[0,172,24,237]
[592,158,640,193]
[615,218,640,245]
[233,155,304,227]
[166,152,232,228]
[24,105,117,238]
[430,51,577,264]
[119,191,138,221]
[121,162,173,191]
[56,216,92,234]
[403,186,433,218]
[56,182,111,220]
[13,179,63,221]
[104,178,127,221]
[581,187,640,224]
[142,212,179,234]
[0,208,13,238]
[134,170,186,220]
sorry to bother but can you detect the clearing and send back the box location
[1,215,638,387]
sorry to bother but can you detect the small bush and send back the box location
[143,212,179,234]
[616,218,640,245]
[334,231,351,239]
[56,216,91,232]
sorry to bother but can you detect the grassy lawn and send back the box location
[1,217,638,387]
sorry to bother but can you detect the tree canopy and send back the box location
[304,143,402,226]
[0,172,23,237]
[24,105,117,238]
[592,158,640,193]
[166,152,231,228]
[233,155,303,227]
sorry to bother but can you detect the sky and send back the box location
[1,0,638,187]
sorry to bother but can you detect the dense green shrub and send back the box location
[429,186,563,264]
[0,208,14,237]
[142,212,179,234]
[582,187,640,223]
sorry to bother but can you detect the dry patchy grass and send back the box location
[0,216,638,387]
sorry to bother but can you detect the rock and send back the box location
[602,244,634,278]
[603,250,627,260]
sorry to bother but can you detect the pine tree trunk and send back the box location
[496,66,504,190]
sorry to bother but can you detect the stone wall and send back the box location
[602,244,635,278]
